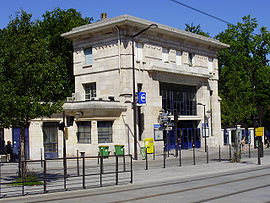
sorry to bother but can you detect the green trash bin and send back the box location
[114,145,125,156]
[99,145,110,157]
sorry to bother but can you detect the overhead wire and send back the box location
[168,0,234,26]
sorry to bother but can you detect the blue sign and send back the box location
[137,92,146,104]
[153,124,161,129]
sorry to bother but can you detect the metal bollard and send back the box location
[116,156,119,185]
[179,148,182,167]
[219,145,221,162]
[258,142,261,165]
[249,143,251,158]
[206,145,209,164]
[130,155,133,183]
[193,145,196,165]
[145,147,148,170]
[229,144,232,161]
[40,148,43,168]
[43,159,47,193]
[63,157,67,191]
[123,155,126,172]
[100,156,103,186]
[77,150,80,176]
[81,152,85,189]
[163,146,166,168]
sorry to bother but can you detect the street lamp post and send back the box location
[132,24,158,160]
[197,103,207,152]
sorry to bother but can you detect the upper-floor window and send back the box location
[77,121,91,143]
[98,121,113,143]
[208,57,213,72]
[162,48,169,63]
[84,47,93,65]
[188,53,194,66]
[135,42,143,61]
[176,51,182,65]
[84,83,96,100]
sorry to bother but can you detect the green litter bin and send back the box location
[114,145,125,156]
[99,145,110,157]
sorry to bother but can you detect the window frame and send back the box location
[97,121,113,143]
[84,82,96,100]
[162,47,169,63]
[76,121,91,144]
[84,47,93,65]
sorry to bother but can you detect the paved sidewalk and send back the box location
[1,147,269,203]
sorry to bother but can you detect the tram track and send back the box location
[108,170,270,203]
[25,165,270,203]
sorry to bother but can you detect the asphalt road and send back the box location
[1,147,270,203]
[14,165,270,203]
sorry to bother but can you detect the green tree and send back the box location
[0,9,91,174]
[216,15,270,128]
[185,23,210,37]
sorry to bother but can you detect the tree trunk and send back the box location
[19,126,27,177]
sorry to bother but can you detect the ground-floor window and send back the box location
[42,122,58,153]
[77,121,91,143]
[98,121,113,143]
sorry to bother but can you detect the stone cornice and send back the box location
[62,15,229,50]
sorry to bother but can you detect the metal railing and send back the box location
[0,154,133,198]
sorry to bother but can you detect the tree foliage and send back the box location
[0,8,91,128]
[216,15,270,127]
[185,23,210,37]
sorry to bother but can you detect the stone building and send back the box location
[5,14,229,160]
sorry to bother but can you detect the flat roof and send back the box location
[62,14,229,49]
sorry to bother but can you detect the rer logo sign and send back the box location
[137,92,146,104]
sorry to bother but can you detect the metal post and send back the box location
[249,143,251,158]
[62,111,67,190]
[130,155,133,183]
[206,145,209,164]
[123,155,126,172]
[163,145,166,168]
[145,147,148,170]
[203,105,207,152]
[258,141,261,165]
[43,159,47,193]
[219,145,221,162]
[193,145,196,165]
[229,144,232,161]
[40,148,43,168]
[82,152,85,189]
[77,150,80,176]
[174,110,178,157]
[100,157,103,187]
[132,38,138,160]
[179,147,182,167]
[131,24,158,160]
[116,156,119,185]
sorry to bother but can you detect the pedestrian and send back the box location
[241,137,246,153]
[5,141,14,162]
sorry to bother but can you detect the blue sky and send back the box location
[1,0,269,36]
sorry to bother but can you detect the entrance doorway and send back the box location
[12,128,30,161]
[42,122,58,159]
[164,120,201,151]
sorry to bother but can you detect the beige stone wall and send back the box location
[4,25,224,159]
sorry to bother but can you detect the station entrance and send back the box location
[164,120,201,151]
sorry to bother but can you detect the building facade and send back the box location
[5,15,229,160]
